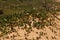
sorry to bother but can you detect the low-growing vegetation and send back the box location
[0,0,60,35]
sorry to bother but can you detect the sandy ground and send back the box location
[0,0,60,40]
[0,15,60,40]
[0,25,60,40]
[0,11,60,40]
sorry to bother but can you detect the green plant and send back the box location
[0,0,60,35]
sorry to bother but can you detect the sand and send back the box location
[0,18,60,40]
